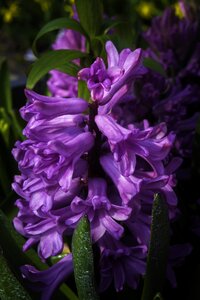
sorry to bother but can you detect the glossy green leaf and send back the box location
[78,80,90,101]
[32,17,87,56]
[72,216,99,300]
[56,61,81,77]
[141,194,170,300]
[143,58,166,77]
[0,209,47,271]
[0,249,31,300]
[75,0,103,37]
[26,49,87,89]
[0,57,12,112]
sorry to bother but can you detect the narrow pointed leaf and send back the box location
[75,0,103,37]
[141,194,170,300]
[56,61,81,77]
[0,210,47,271]
[0,210,78,300]
[78,80,90,101]
[153,293,164,300]
[59,284,79,300]
[9,110,24,140]
[32,17,87,56]
[72,216,99,300]
[143,58,166,77]
[0,57,12,112]
[0,59,23,141]
[0,107,11,146]
[26,50,87,89]
[0,249,31,300]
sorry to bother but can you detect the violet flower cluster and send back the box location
[117,6,200,158]
[12,6,195,299]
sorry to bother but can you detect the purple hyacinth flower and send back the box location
[21,89,88,121]
[21,254,73,300]
[99,238,147,292]
[13,131,93,192]
[143,8,198,73]
[78,41,144,106]
[100,154,142,204]
[12,27,184,296]
[12,173,81,214]
[125,200,151,245]
[47,70,79,98]
[96,115,175,177]
[13,199,67,260]
[23,113,87,142]
[65,178,131,241]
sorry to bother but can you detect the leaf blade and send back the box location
[143,57,166,77]
[0,209,47,271]
[32,17,87,56]
[75,0,103,38]
[141,194,170,300]
[0,249,32,300]
[0,57,12,112]
[72,216,99,300]
[26,49,87,89]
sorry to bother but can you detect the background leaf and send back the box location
[0,249,32,300]
[141,194,170,300]
[72,216,99,300]
[143,58,166,77]
[26,49,87,89]
[0,210,47,271]
[75,0,103,38]
[153,292,164,300]
[78,80,90,101]
[32,17,87,56]
[0,57,12,112]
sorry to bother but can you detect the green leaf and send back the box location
[59,284,79,300]
[72,216,99,300]
[26,50,87,89]
[0,209,47,271]
[0,57,12,112]
[78,80,90,101]
[153,293,164,300]
[143,58,166,77]
[56,61,81,77]
[32,17,87,56]
[0,210,78,300]
[75,0,103,38]
[90,35,110,58]
[102,20,127,35]
[141,194,170,300]
[0,249,31,300]
[9,110,24,141]
[0,108,11,146]
[0,59,23,142]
